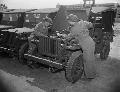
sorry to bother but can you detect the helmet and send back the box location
[43,16,52,24]
[67,14,79,22]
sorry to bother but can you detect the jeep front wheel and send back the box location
[19,42,29,65]
[100,42,110,60]
[65,51,84,83]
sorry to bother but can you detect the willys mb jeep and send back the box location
[88,6,116,60]
[19,6,84,83]
[0,9,36,56]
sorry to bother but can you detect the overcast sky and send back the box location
[1,0,120,9]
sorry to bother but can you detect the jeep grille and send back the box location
[38,36,62,57]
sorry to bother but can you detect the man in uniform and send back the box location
[28,16,52,54]
[66,14,97,78]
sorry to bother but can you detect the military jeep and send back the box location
[88,6,116,60]
[0,9,36,56]
[18,6,84,83]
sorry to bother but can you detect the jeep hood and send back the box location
[51,6,69,33]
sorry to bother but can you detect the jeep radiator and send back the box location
[38,36,62,57]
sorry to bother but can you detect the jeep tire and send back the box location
[100,42,110,60]
[19,42,29,65]
[65,51,84,83]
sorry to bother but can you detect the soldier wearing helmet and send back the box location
[66,14,97,79]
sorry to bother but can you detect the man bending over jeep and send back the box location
[65,14,97,79]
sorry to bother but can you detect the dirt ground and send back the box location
[0,23,120,92]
